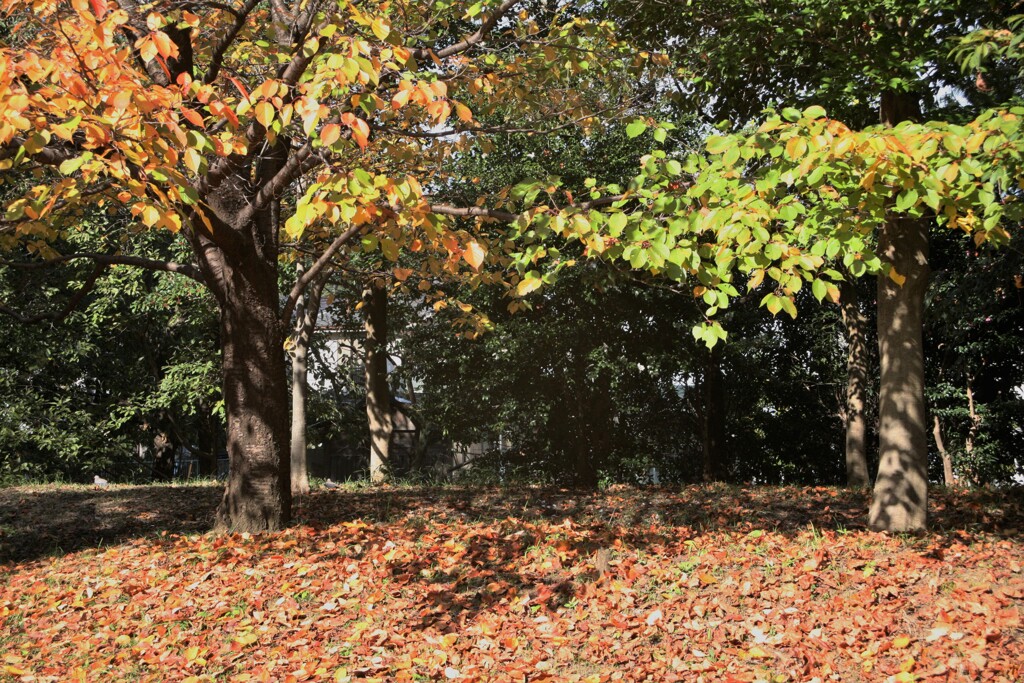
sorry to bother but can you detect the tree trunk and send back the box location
[364,279,393,485]
[932,414,956,486]
[840,280,871,488]
[289,264,327,497]
[701,345,725,482]
[191,171,291,533]
[869,91,931,533]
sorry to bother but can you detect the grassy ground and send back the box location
[0,483,1021,681]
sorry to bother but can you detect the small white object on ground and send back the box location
[94,475,109,487]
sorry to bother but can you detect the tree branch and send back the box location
[203,0,262,85]
[409,0,520,61]
[0,261,105,324]
[1,253,207,284]
[280,222,365,324]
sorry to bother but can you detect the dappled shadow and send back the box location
[2,482,1021,566]
[0,484,220,564]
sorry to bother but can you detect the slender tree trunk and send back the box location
[289,264,327,497]
[965,378,980,459]
[841,280,871,487]
[869,91,931,533]
[364,279,393,484]
[701,345,725,482]
[932,414,956,486]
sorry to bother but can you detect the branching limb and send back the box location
[0,261,105,324]
[280,222,364,324]
[1,253,207,284]
[408,0,520,61]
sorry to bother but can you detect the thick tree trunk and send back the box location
[191,171,291,533]
[869,91,930,533]
[840,280,871,488]
[215,288,291,531]
[364,280,393,485]
[869,214,930,531]
[932,414,956,486]
[289,264,327,497]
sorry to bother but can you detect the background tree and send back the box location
[0,0,649,530]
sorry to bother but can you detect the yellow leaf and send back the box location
[235,632,258,646]
[371,17,390,40]
[785,136,807,160]
[893,635,911,649]
[516,277,542,296]
[184,148,202,174]
[888,268,907,286]
[391,89,411,110]
[141,205,160,227]
[748,646,771,659]
[184,646,200,661]
[455,103,473,123]
[255,101,274,128]
[747,269,765,291]
[463,240,485,270]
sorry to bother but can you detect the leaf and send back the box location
[255,101,275,128]
[803,105,827,119]
[463,241,485,270]
[516,276,542,296]
[320,123,341,147]
[371,18,390,40]
[785,137,808,160]
[626,120,647,138]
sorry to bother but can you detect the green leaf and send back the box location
[607,212,628,235]
[803,105,827,119]
[58,152,92,176]
[626,120,648,138]
[811,278,827,302]
[706,135,731,155]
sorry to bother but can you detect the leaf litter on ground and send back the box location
[0,483,1021,682]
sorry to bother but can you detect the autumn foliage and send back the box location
[1,484,1021,682]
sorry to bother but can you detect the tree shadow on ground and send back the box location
[0,484,220,564]
[1,482,1021,566]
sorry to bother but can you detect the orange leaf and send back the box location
[320,123,341,147]
[391,89,411,110]
[463,240,485,270]
[181,107,205,128]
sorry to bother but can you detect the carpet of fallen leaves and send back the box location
[0,483,1022,683]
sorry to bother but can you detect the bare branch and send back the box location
[428,194,627,223]
[203,0,262,85]
[280,222,364,324]
[409,0,520,61]
[1,253,207,284]
[0,262,105,324]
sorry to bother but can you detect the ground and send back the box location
[0,483,1021,682]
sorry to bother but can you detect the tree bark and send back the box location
[869,91,931,533]
[364,279,393,485]
[701,345,726,483]
[840,280,871,488]
[289,263,327,497]
[191,167,291,533]
[932,414,956,486]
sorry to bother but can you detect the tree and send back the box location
[507,2,1024,530]
[1,0,645,529]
